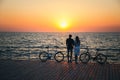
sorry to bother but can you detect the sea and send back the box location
[0,32,120,63]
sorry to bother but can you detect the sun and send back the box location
[54,18,71,31]
[60,21,68,29]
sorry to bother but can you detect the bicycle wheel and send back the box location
[39,51,48,62]
[96,54,107,64]
[54,52,64,62]
[79,53,90,63]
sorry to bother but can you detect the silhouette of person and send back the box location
[74,36,80,64]
[66,34,74,63]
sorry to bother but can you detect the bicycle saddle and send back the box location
[45,46,49,48]
[96,48,100,51]
[54,46,59,48]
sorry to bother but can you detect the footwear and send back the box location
[70,60,72,63]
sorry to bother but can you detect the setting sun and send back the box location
[53,18,72,31]
[60,21,67,29]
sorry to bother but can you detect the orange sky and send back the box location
[0,0,120,32]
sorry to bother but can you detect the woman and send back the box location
[74,36,80,64]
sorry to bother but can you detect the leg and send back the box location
[70,49,73,62]
[67,49,70,63]
[75,55,78,64]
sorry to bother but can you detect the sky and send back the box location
[0,0,120,32]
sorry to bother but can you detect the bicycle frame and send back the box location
[45,46,59,59]
[84,46,100,59]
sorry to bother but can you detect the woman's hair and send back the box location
[75,36,80,43]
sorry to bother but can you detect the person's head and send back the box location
[75,36,79,42]
[69,34,72,38]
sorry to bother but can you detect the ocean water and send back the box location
[0,32,120,62]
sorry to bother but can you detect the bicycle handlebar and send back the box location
[44,46,59,48]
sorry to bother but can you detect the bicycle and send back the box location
[39,46,64,62]
[79,46,107,64]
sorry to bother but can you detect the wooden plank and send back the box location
[0,60,120,80]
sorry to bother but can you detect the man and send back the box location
[66,34,74,63]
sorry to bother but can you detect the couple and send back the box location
[66,34,80,64]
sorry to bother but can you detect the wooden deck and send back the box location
[0,60,120,80]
